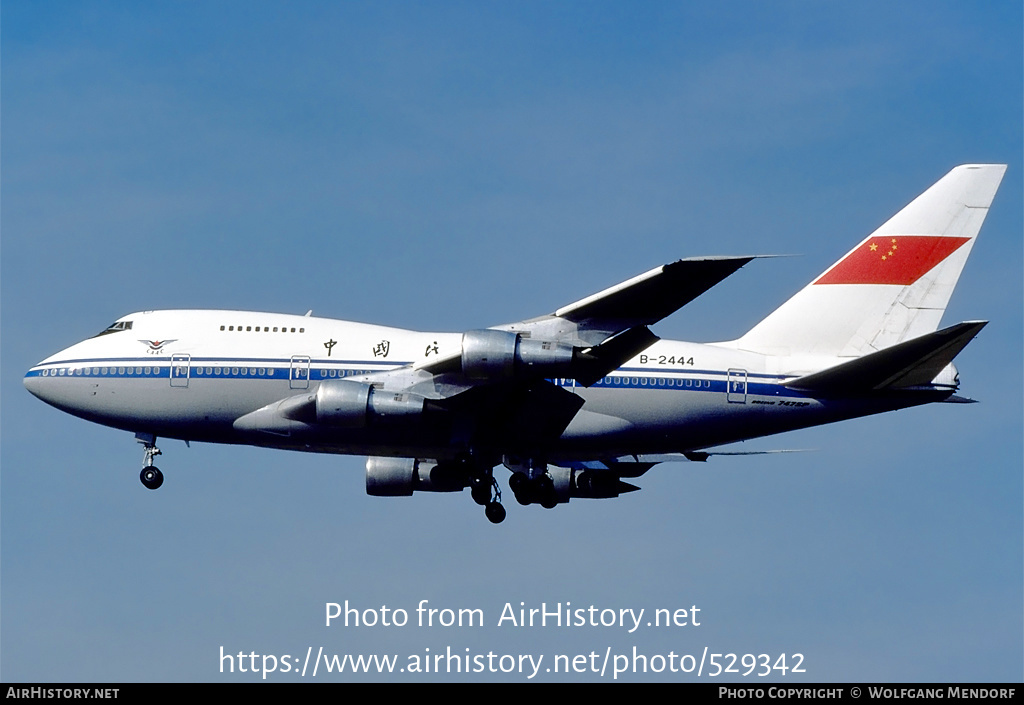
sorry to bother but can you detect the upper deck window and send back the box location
[93,320,133,337]
[218,322,306,333]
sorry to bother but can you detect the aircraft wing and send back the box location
[550,256,756,336]
[239,256,757,445]
[555,449,811,469]
[420,255,757,384]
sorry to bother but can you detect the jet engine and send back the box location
[365,457,469,496]
[508,467,640,507]
[461,329,576,380]
[316,380,425,427]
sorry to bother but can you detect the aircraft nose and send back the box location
[24,339,94,408]
[24,347,84,410]
[24,364,54,404]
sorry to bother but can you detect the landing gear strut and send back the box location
[136,433,163,490]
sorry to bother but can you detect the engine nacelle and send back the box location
[316,379,425,427]
[461,329,576,380]
[508,468,640,506]
[549,467,638,501]
[365,457,468,496]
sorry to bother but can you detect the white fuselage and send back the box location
[24,309,939,462]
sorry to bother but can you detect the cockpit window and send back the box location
[93,320,133,337]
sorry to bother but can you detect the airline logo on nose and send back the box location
[140,339,177,352]
[815,235,970,286]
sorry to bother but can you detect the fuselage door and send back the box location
[727,368,747,403]
[170,354,190,388]
[290,355,311,389]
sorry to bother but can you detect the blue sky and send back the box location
[2,2,1021,682]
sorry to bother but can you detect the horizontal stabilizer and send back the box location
[940,394,979,404]
[786,321,987,393]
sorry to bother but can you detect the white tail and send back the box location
[734,164,1006,358]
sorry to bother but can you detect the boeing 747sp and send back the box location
[25,165,1006,523]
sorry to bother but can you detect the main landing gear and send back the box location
[468,467,506,524]
[136,433,163,490]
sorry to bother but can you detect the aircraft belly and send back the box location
[553,384,937,457]
[555,385,768,455]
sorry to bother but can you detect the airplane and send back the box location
[24,164,1006,523]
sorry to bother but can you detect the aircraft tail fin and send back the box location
[733,165,1006,358]
[784,320,986,393]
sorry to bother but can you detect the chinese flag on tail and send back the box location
[814,236,970,286]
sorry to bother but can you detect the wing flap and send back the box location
[554,448,809,470]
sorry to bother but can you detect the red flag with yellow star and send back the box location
[814,235,971,286]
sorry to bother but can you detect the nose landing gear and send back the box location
[136,433,163,490]
[140,465,164,490]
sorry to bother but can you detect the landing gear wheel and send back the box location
[470,482,491,506]
[140,466,164,490]
[136,433,164,490]
[485,501,506,524]
[511,473,532,504]
[464,459,505,523]
[535,474,557,508]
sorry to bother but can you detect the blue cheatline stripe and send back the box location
[555,375,809,399]
[617,365,782,381]
[26,358,811,399]
[27,356,411,367]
